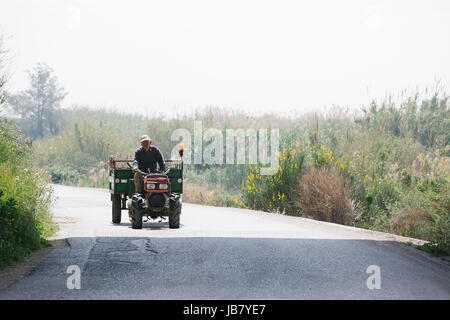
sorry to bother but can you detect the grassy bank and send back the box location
[0,118,57,268]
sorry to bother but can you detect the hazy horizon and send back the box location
[1,0,449,118]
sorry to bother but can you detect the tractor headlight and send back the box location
[115,178,120,184]
[146,183,156,190]
[159,183,168,190]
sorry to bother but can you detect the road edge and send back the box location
[0,216,73,292]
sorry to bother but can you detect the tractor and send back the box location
[108,144,184,229]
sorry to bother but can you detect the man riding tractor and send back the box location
[132,135,166,192]
[124,135,183,229]
[109,135,183,229]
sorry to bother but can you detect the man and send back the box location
[133,135,166,193]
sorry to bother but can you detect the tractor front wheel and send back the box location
[169,198,181,229]
[131,207,143,229]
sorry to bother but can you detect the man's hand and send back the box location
[132,167,137,173]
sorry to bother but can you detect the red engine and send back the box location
[143,174,170,193]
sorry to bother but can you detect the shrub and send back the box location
[389,207,434,235]
[420,175,449,253]
[205,189,241,208]
[296,167,357,225]
[181,182,241,208]
[361,178,402,228]
[240,143,307,214]
[182,182,214,204]
[0,195,48,268]
[0,118,56,268]
[387,170,449,254]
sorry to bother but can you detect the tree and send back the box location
[8,63,66,139]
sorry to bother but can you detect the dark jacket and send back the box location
[133,146,166,173]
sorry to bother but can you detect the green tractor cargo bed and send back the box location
[108,158,183,198]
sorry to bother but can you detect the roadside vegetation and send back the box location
[0,118,57,268]
[240,90,449,255]
[0,41,56,268]
[5,60,449,256]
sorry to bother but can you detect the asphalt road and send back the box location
[0,184,449,299]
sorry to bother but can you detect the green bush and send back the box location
[0,194,49,268]
[205,189,242,208]
[412,175,449,254]
[0,118,56,268]
[241,143,307,215]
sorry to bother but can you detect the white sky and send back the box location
[0,0,449,117]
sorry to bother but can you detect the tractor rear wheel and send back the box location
[112,194,122,224]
